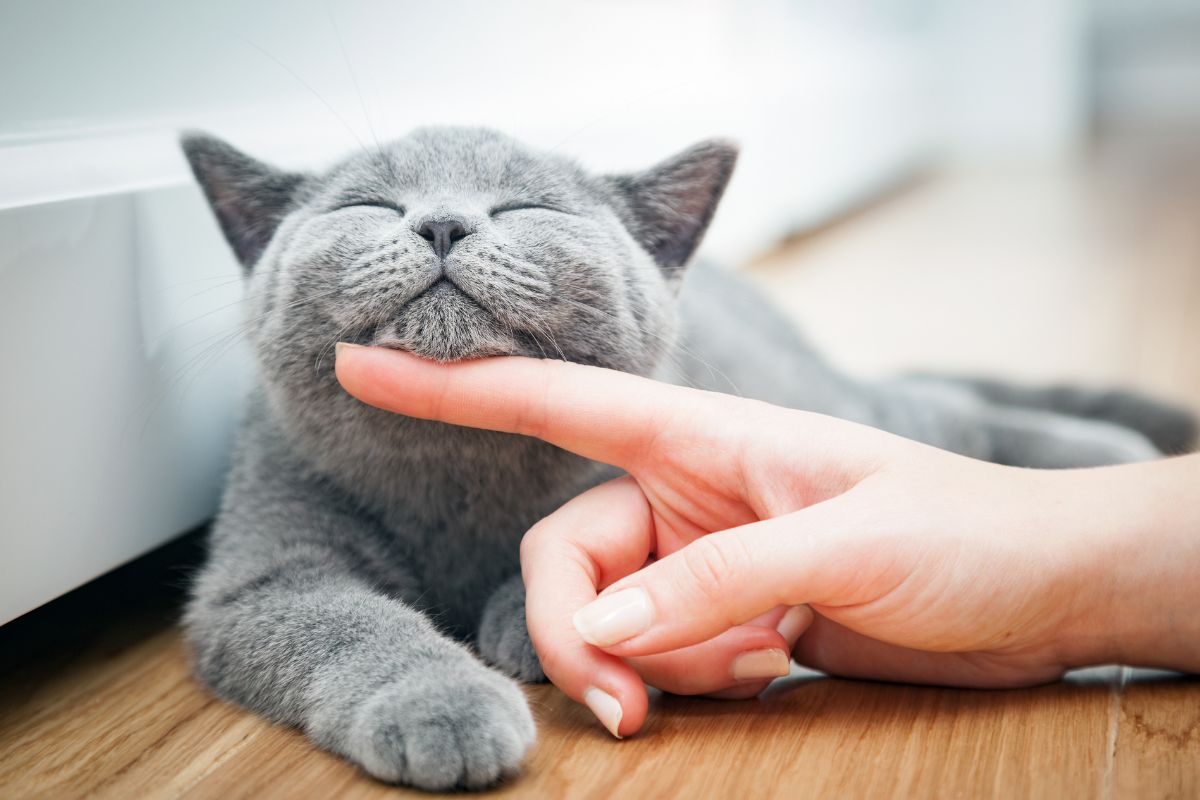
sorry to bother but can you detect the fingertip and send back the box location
[332,341,361,388]
[333,342,398,401]
[537,632,648,738]
[777,605,814,649]
[580,664,647,738]
[614,679,649,736]
[582,686,623,738]
[334,345,449,420]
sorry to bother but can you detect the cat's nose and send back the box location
[416,218,471,259]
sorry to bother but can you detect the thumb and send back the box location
[570,495,867,657]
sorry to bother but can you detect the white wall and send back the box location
[0,0,938,261]
[0,187,248,624]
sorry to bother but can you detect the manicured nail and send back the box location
[572,588,653,648]
[583,687,623,739]
[732,648,791,681]
[334,341,364,356]
[776,605,813,643]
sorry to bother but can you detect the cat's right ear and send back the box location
[181,132,306,271]
[603,139,738,279]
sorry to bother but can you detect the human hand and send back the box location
[335,346,1200,737]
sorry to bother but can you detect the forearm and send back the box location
[1055,454,1200,673]
[186,559,461,725]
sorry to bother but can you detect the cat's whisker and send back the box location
[134,284,350,434]
[147,272,248,299]
[554,294,741,395]
[132,323,251,439]
[220,27,371,157]
[325,0,383,157]
[155,265,313,346]
[315,319,358,375]
[522,314,568,363]
[175,276,250,305]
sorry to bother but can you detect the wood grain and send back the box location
[2,625,1194,799]
[3,141,1199,798]
[1114,673,1200,800]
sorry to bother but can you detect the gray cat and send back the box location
[180,127,1193,791]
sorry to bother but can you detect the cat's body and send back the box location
[181,127,1192,790]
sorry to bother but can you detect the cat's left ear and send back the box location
[605,139,738,277]
[181,131,306,271]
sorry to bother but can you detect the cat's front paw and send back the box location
[349,667,536,790]
[477,578,546,683]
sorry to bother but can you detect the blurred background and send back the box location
[1,0,1198,622]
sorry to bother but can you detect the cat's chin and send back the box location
[371,279,521,363]
[371,336,515,363]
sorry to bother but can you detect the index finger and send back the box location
[334,344,721,470]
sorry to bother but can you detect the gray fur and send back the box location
[477,574,545,683]
[907,374,1197,455]
[180,127,1185,790]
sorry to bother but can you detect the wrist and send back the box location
[1053,456,1200,673]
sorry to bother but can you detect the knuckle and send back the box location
[519,523,544,564]
[519,516,563,569]
[679,535,748,612]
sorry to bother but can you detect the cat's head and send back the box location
[182,127,735,386]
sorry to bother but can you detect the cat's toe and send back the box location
[351,670,536,791]
[482,622,547,683]
[477,584,547,683]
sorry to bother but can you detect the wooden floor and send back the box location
[3,136,1199,799]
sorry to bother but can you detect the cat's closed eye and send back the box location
[333,201,406,215]
[489,203,568,217]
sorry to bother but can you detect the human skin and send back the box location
[335,345,1200,737]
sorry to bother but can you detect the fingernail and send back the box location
[583,687,623,739]
[732,648,791,681]
[572,588,653,648]
[776,605,813,643]
[334,341,363,357]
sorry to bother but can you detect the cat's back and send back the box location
[673,262,870,420]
